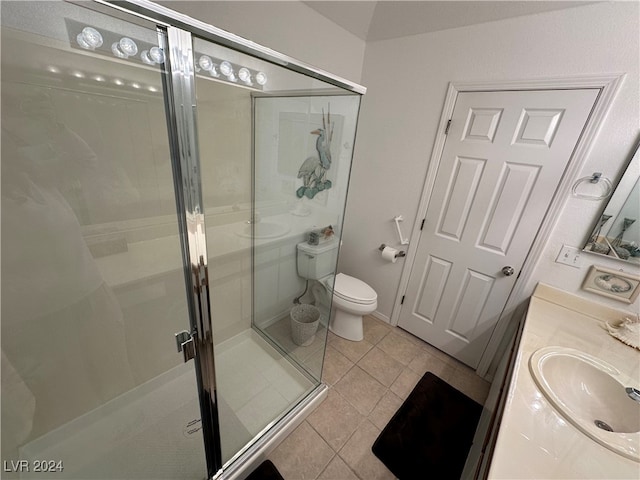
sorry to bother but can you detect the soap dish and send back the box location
[605,316,640,350]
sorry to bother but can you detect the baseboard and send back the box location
[371,310,392,325]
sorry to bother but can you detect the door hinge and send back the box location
[401,295,406,305]
[420,218,425,231]
[175,330,195,362]
[445,119,451,135]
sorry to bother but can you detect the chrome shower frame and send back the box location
[93,0,366,95]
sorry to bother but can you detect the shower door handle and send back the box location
[175,330,196,362]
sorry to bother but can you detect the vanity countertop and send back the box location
[93,212,330,288]
[488,283,640,479]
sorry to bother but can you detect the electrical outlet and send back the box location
[555,245,582,268]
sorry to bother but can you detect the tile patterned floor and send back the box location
[268,315,491,480]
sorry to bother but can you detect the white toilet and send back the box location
[297,239,377,341]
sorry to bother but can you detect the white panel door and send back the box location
[397,89,599,368]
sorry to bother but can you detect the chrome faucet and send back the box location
[626,387,640,402]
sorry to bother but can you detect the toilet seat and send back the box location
[324,273,377,305]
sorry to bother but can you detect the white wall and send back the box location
[154,1,639,314]
[157,1,366,84]
[340,2,640,319]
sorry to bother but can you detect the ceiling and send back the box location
[302,1,597,42]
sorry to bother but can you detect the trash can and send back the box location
[290,304,320,346]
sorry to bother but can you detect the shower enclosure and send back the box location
[0,1,364,478]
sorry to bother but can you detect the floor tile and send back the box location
[368,390,403,431]
[390,326,425,346]
[268,318,494,480]
[269,421,334,480]
[357,347,404,387]
[376,331,422,366]
[455,362,483,378]
[338,419,395,480]
[322,345,353,385]
[307,389,364,451]
[419,339,456,363]
[389,368,421,400]
[449,367,491,405]
[318,455,359,480]
[328,333,373,364]
[407,349,456,382]
[362,315,392,345]
[334,366,387,416]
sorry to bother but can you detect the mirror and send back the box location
[584,143,640,264]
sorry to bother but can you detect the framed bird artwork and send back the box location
[295,106,337,199]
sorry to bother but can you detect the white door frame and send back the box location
[390,74,626,377]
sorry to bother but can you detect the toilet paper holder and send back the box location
[379,244,406,258]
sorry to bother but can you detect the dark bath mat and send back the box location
[245,460,285,480]
[372,372,483,480]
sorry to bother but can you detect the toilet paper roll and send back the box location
[381,246,399,263]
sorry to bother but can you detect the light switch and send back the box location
[555,244,582,268]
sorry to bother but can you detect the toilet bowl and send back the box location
[297,239,377,342]
[312,273,377,341]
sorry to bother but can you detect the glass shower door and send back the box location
[1,2,207,478]
[191,32,362,467]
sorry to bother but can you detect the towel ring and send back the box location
[571,172,612,200]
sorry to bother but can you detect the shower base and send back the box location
[18,329,317,479]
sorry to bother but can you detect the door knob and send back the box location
[502,266,515,276]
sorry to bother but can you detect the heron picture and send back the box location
[296,106,334,199]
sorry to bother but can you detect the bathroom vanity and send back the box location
[468,283,639,479]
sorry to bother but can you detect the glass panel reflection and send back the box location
[193,35,361,466]
[1,2,206,478]
[253,94,361,380]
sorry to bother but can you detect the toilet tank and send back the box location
[297,238,340,280]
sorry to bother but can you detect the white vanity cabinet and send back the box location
[472,284,639,479]
[462,306,526,479]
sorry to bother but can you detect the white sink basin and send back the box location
[529,346,640,461]
[235,222,290,239]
